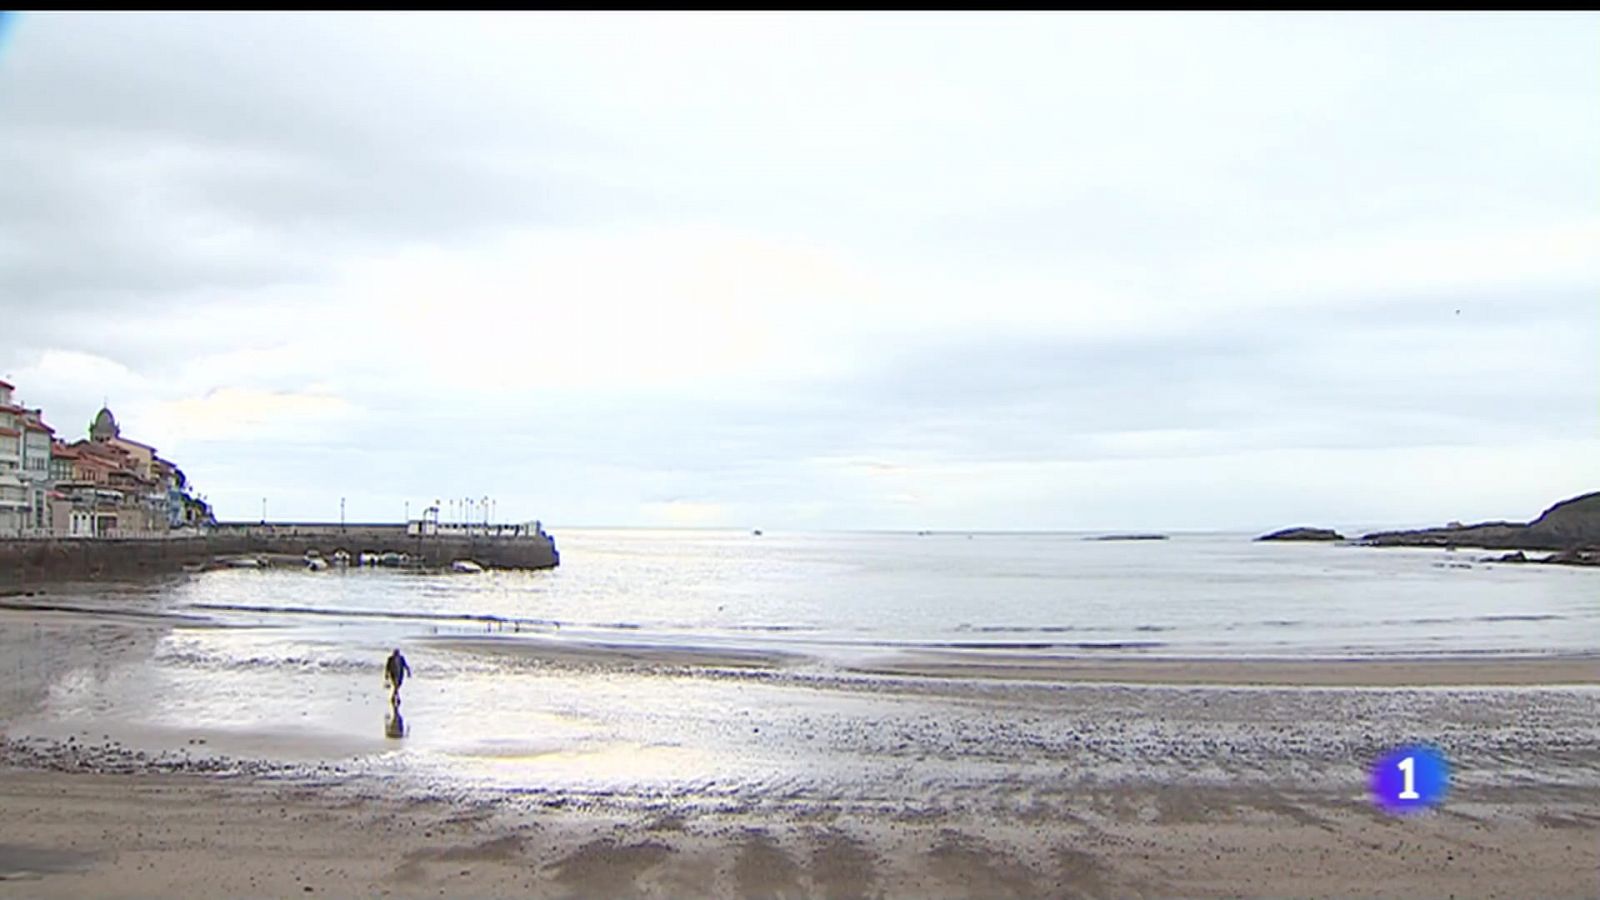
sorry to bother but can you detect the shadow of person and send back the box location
[385,706,407,739]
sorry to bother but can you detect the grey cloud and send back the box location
[2,13,1595,528]
[399,287,1593,487]
[0,13,627,341]
[4,15,581,156]
[806,296,1596,460]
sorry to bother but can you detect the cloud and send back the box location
[1191,219,1600,307]
[3,351,147,439]
[639,501,729,527]
[1,13,1595,528]
[149,388,353,445]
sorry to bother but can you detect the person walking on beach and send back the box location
[384,648,412,706]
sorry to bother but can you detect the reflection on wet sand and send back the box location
[0,608,168,719]
[384,707,406,739]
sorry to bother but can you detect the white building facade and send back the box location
[0,380,29,534]
[0,380,60,535]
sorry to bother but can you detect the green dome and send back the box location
[90,406,119,441]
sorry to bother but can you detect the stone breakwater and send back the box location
[0,523,558,589]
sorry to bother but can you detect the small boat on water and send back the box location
[451,559,485,574]
[356,550,414,568]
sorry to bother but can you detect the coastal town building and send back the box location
[21,410,55,532]
[0,378,212,537]
[0,379,26,534]
[0,379,57,535]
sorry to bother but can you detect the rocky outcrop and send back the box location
[1256,527,1345,542]
[1478,547,1600,567]
[1361,491,1600,551]
[1525,492,1600,546]
[1542,546,1600,567]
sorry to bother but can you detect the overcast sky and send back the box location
[1,12,1595,531]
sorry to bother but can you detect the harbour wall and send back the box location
[0,522,559,590]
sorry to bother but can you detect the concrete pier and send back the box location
[0,521,558,590]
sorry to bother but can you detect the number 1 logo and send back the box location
[1371,746,1449,814]
[1397,756,1420,800]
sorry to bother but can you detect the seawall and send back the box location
[0,522,559,590]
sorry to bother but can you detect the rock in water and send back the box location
[1542,547,1600,567]
[1256,527,1345,542]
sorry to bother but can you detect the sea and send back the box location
[171,528,1597,658]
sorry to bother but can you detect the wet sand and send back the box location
[859,649,1600,686]
[2,606,1598,897]
[426,634,808,671]
[429,632,1600,686]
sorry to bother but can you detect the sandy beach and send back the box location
[1,762,1595,899]
[2,596,1598,898]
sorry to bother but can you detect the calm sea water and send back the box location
[162,529,1598,660]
